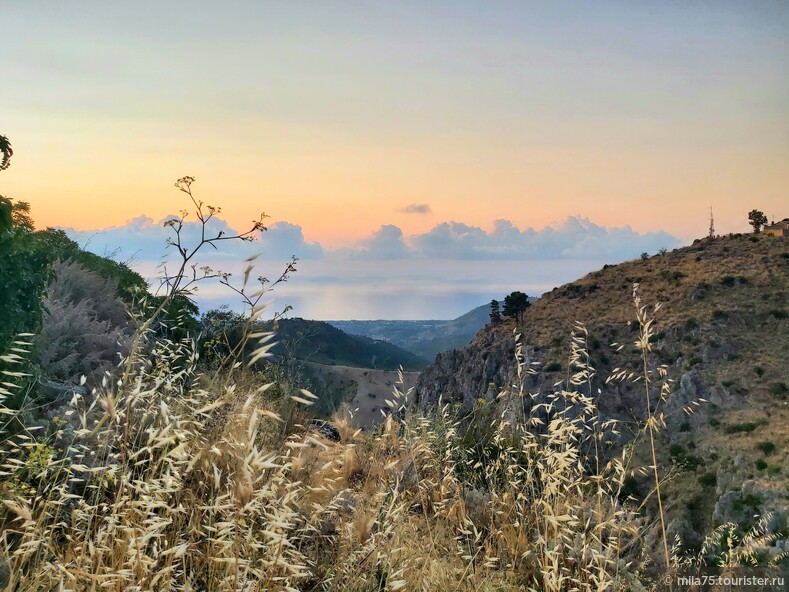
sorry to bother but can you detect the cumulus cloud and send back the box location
[343,216,680,261]
[337,224,409,260]
[63,213,683,318]
[399,203,432,214]
[65,216,323,266]
[69,213,678,267]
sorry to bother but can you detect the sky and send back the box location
[2,2,787,318]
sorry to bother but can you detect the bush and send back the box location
[699,472,717,487]
[769,382,788,397]
[771,309,788,320]
[544,361,562,372]
[756,441,776,455]
[35,261,132,383]
[724,421,765,434]
[0,198,54,354]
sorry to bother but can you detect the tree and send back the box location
[489,299,502,325]
[502,291,530,324]
[748,210,768,234]
[0,135,55,354]
[0,134,12,171]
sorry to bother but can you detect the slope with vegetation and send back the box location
[266,317,428,371]
[329,302,493,360]
[418,233,789,554]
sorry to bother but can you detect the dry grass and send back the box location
[1,279,785,590]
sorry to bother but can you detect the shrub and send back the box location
[724,421,765,434]
[684,318,699,330]
[544,361,562,372]
[732,494,761,512]
[660,270,685,283]
[756,441,776,455]
[771,309,788,320]
[754,366,765,378]
[720,275,737,287]
[769,382,788,397]
[35,260,132,383]
[619,476,641,501]
[699,472,717,487]
[755,459,768,470]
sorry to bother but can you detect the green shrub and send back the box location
[698,472,717,487]
[712,309,728,320]
[619,476,641,501]
[660,270,685,283]
[755,459,768,470]
[767,465,781,476]
[544,361,562,373]
[733,494,761,512]
[756,441,776,455]
[724,421,765,434]
[754,366,765,378]
[771,309,788,320]
[669,444,685,457]
[770,382,788,397]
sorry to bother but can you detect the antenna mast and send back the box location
[709,206,715,238]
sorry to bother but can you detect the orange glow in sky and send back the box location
[2,2,788,245]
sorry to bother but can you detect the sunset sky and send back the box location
[2,2,787,318]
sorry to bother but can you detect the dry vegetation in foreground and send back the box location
[0,319,642,591]
[4,286,785,592]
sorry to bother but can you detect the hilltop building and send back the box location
[763,218,789,237]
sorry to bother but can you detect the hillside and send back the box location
[329,302,492,360]
[266,317,428,371]
[417,233,789,551]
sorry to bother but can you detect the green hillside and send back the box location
[265,317,428,370]
[329,302,494,360]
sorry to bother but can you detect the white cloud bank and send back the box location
[62,214,682,319]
